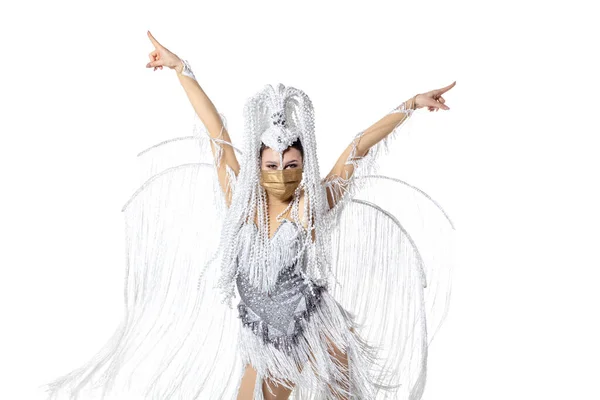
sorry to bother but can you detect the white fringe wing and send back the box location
[41,118,247,399]
[322,110,456,400]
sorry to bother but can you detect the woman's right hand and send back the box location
[145,30,182,72]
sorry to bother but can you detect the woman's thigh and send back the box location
[320,328,354,400]
[236,364,257,400]
[236,364,297,400]
[262,376,295,400]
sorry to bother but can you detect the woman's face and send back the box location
[261,147,303,171]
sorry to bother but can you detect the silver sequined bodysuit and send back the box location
[235,218,325,353]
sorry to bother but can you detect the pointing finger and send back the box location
[436,81,456,95]
[147,30,163,48]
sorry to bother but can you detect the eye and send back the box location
[267,164,277,169]
[285,164,298,169]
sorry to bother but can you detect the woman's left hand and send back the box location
[415,81,456,112]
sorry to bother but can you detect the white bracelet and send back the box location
[389,100,415,117]
[178,58,197,81]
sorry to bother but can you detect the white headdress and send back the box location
[259,85,300,152]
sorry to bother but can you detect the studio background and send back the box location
[0,0,598,399]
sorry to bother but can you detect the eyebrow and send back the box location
[266,159,299,164]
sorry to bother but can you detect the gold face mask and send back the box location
[260,168,303,201]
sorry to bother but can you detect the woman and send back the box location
[42,31,455,400]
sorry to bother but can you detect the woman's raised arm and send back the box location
[145,30,240,207]
[323,81,456,209]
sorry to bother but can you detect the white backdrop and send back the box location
[1,0,599,399]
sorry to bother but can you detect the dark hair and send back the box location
[260,138,304,159]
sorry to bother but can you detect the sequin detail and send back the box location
[235,219,326,353]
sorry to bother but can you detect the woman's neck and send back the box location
[267,195,291,211]
[267,194,292,209]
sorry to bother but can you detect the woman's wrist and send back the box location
[174,57,185,74]
[390,95,418,116]
[176,57,197,81]
[408,94,419,111]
